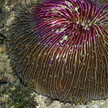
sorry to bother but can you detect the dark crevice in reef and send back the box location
[0,33,6,44]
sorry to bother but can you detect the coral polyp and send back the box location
[7,0,108,104]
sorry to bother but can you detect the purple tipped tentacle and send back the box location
[93,4,108,21]
[99,25,108,37]
[91,25,96,46]
[98,12,108,21]
[86,0,91,18]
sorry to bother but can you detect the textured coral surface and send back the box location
[7,0,108,104]
[0,0,108,107]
